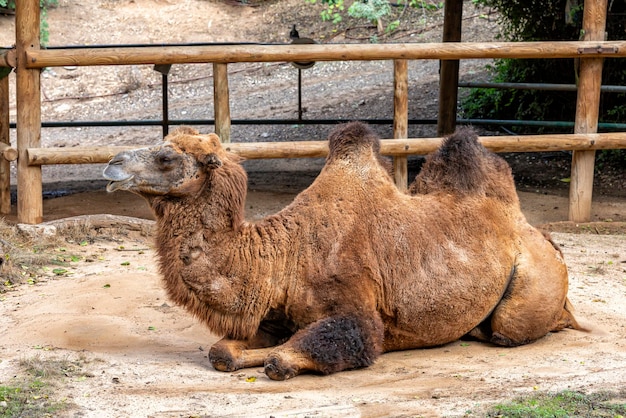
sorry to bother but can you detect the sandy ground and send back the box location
[0,199,625,417]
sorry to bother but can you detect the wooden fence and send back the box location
[1,0,625,224]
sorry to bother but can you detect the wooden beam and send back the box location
[393,59,409,191]
[16,0,42,224]
[26,133,626,165]
[0,76,10,214]
[213,63,231,143]
[437,0,463,136]
[0,143,18,161]
[569,0,607,222]
[1,48,16,68]
[23,41,626,68]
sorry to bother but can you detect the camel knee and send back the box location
[489,300,573,346]
[491,302,586,345]
[264,314,383,380]
[487,298,584,347]
[299,315,382,372]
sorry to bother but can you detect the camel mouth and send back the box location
[103,162,135,192]
[105,177,134,192]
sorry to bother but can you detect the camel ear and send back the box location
[200,153,222,169]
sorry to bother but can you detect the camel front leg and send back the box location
[263,314,384,381]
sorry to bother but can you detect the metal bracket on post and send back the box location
[154,64,172,137]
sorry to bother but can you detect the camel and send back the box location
[103,122,582,380]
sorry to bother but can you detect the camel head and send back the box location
[103,127,227,198]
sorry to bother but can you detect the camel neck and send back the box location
[150,161,247,234]
[151,195,282,340]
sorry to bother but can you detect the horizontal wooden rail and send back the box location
[25,41,626,68]
[26,132,626,165]
[1,48,16,68]
[0,142,18,161]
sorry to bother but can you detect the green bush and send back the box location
[0,0,58,46]
[306,0,443,34]
[462,0,626,137]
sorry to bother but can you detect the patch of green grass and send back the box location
[0,381,68,418]
[485,389,626,417]
[0,355,82,417]
[0,217,122,290]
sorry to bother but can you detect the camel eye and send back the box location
[156,152,176,167]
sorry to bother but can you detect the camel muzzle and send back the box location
[103,156,134,192]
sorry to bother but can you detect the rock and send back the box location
[16,223,57,238]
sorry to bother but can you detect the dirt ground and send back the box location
[1,0,626,417]
[1,201,625,417]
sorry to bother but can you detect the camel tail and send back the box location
[557,297,590,333]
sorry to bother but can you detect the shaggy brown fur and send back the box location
[103,122,582,380]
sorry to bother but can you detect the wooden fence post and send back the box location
[0,75,10,214]
[569,0,607,222]
[437,0,463,136]
[213,63,231,143]
[393,59,409,191]
[16,0,43,224]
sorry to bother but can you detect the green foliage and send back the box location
[597,148,626,169]
[463,58,579,128]
[307,0,442,32]
[0,356,82,416]
[348,0,391,24]
[0,0,58,11]
[462,0,626,127]
[40,7,51,45]
[307,0,344,24]
[486,390,626,417]
[409,0,443,11]
[0,0,58,46]
[386,19,400,32]
[472,0,581,42]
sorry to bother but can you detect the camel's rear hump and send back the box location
[410,128,518,204]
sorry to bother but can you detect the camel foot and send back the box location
[209,346,242,372]
[491,332,529,347]
[264,355,299,381]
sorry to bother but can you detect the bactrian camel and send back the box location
[103,122,582,380]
